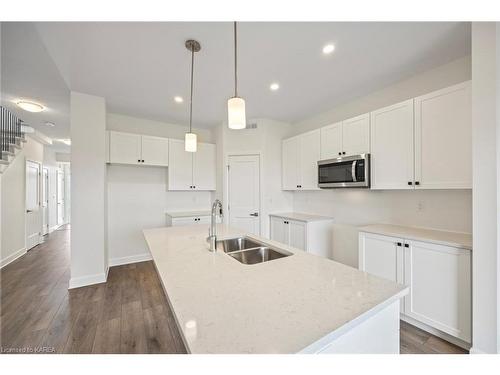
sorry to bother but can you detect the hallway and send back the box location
[0,226,186,353]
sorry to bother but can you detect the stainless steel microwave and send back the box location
[317,154,370,188]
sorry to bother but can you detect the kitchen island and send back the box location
[143,224,408,354]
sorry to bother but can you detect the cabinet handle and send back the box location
[396,242,402,247]
[404,243,409,248]
[338,152,341,156]
[342,151,346,155]
[415,181,420,186]
[407,181,413,185]
[138,159,141,163]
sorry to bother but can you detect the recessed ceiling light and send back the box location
[270,83,280,91]
[16,100,45,113]
[322,44,335,55]
[45,121,56,127]
[174,96,184,103]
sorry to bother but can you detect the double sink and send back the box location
[216,237,292,265]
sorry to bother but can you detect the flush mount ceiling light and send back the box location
[227,22,246,130]
[16,100,45,113]
[174,96,184,103]
[270,83,280,91]
[184,39,201,153]
[45,121,56,127]
[322,44,335,55]
[56,139,71,146]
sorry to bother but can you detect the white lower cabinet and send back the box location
[269,214,333,258]
[359,231,471,344]
[166,215,210,226]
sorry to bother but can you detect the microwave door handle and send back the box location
[351,160,357,182]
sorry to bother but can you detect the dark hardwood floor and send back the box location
[0,225,467,354]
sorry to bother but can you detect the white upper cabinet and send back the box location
[108,131,168,166]
[168,139,216,191]
[141,135,169,166]
[370,100,415,189]
[109,131,142,164]
[282,136,300,190]
[320,122,343,159]
[282,129,320,190]
[342,113,370,156]
[414,81,472,189]
[193,142,216,190]
[300,130,321,189]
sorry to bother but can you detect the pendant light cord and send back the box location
[234,21,238,98]
[189,45,194,133]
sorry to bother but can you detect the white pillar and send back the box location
[471,22,500,354]
[69,92,107,288]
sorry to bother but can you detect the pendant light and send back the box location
[227,22,246,130]
[185,39,200,152]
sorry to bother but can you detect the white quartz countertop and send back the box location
[359,224,472,250]
[165,210,211,218]
[270,212,334,222]
[143,224,408,353]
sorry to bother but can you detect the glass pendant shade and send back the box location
[227,97,246,130]
[185,132,197,152]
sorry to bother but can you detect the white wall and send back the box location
[42,147,59,231]
[1,136,46,267]
[106,113,213,266]
[216,118,294,238]
[70,92,107,288]
[290,56,472,267]
[471,22,500,354]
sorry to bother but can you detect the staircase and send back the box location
[1,106,28,174]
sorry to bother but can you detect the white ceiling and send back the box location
[2,22,470,141]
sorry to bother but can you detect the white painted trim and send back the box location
[108,252,152,267]
[0,247,27,269]
[68,272,107,289]
[49,224,61,233]
[469,347,487,354]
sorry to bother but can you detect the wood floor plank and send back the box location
[92,317,122,354]
[120,301,148,354]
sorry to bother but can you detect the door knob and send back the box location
[250,212,259,217]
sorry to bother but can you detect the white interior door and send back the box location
[41,167,49,235]
[57,169,65,225]
[26,161,42,250]
[228,155,260,235]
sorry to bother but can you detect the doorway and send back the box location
[57,168,65,226]
[227,154,261,235]
[26,160,42,250]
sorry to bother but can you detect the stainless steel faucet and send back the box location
[207,199,223,252]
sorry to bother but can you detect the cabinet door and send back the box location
[403,240,471,342]
[193,142,216,190]
[299,129,321,190]
[359,233,404,284]
[109,131,141,165]
[270,216,287,244]
[320,122,343,159]
[171,217,198,226]
[289,220,306,250]
[370,100,414,189]
[342,113,370,156]
[282,136,300,190]
[167,139,193,190]
[414,81,472,189]
[141,135,169,166]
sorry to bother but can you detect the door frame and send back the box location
[224,151,263,236]
[25,159,42,250]
[41,166,49,235]
[56,168,65,226]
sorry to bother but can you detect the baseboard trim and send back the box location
[0,247,27,269]
[68,272,107,289]
[401,315,471,351]
[108,253,152,267]
[49,224,60,233]
[469,347,487,354]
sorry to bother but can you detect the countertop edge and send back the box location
[298,286,409,353]
[358,225,472,250]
